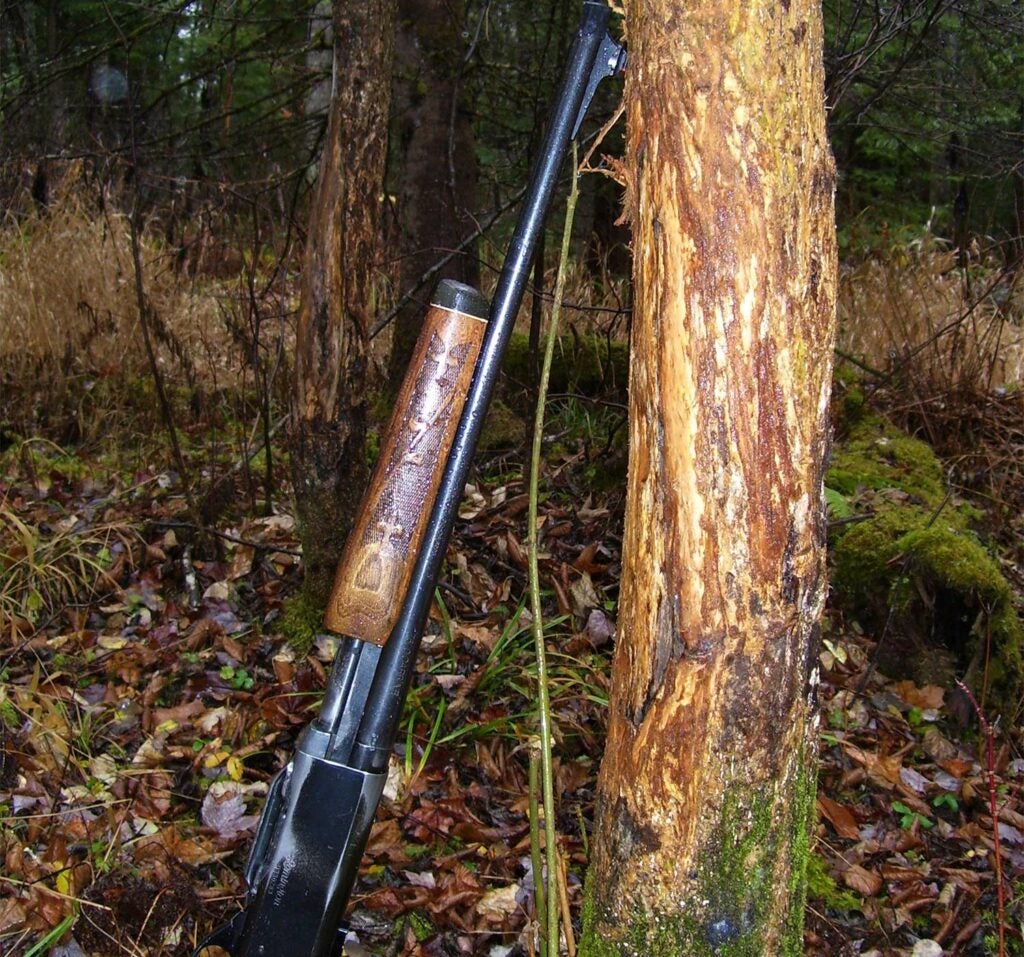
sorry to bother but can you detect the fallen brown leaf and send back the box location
[475,883,521,921]
[893,680,945,710]
[842,863,883,896]
[818,795,860,840]
[0,898,27,935]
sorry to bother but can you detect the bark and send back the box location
[290,0,395,606]
[1013,100,1024,267]
[304,1,333,158]
[4,1,62,158]
[581,0,837,953]
[387,0,478,389]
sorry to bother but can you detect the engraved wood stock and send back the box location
[324,286,488,645]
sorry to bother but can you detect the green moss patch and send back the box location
[502,331,629,399]
[805,854,863,914]
[278,590,322,656]
[827,415,947,508]
[832,367,868,435]
[580,758,816,956]
[827,414,1022,706]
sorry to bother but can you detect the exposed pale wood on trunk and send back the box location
[584,0,837,951]
[290,0,395,605]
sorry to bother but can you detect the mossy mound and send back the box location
[478,397,526,450]
[827,412,956,510]
[502,330,629,399]
[827,414,1022,709]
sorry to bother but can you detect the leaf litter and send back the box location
[1,443,1021,956]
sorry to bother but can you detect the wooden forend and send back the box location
[324,301,487,645]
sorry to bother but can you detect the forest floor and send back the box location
[1,414,1021,957]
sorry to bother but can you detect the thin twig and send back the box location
[954,679,1006,957]
[101,1,198,523]
[369,191,525,339]
[370,122,625,341]
[151,520,302,556]
[0,875,113,911]
[834,347,886,379]
[447,1,490,203]
[579,101,625,173]
[223,414,288,479]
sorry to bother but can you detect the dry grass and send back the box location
[838,238,1024,391]
[0,498,139,632]
[0,435,141,637]
[0,184,236,439]
[523,256,631,343]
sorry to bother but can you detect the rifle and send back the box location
[196,6,625,955]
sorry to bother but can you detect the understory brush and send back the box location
[0,185,293,465]
[838,236,1024,392]
[836,234,1024,621]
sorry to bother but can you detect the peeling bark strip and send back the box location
[290,0,396,604]
[583,0,836,953]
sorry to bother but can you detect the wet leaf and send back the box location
[866,753,903,789]
[585,608,615,646]
[892,681,945,710]
[203,581,231,601]
[201,785,258,840]
[403,870,437,888]
[899,767,930,794]
[0,899,27,934]
[568,571,601,620]
[474,884,520,921]
[818,796,860,839]
[997,822,1024,845]
[842,863,883,896]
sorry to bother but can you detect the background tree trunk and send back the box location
[290,0,395,606]
[304,1,334,162]
[387,0,479,390]
[581,0,836,953]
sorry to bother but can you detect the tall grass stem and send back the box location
[529,743,547,931]
[527,141,580,956]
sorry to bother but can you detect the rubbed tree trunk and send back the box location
[387,0,479,389]
[291,0,395,606]
[581,0,836,954]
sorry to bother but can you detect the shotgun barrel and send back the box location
[195,6,624,954]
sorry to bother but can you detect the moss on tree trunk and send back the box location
[580,0,837,952]
[581,756,818,956]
